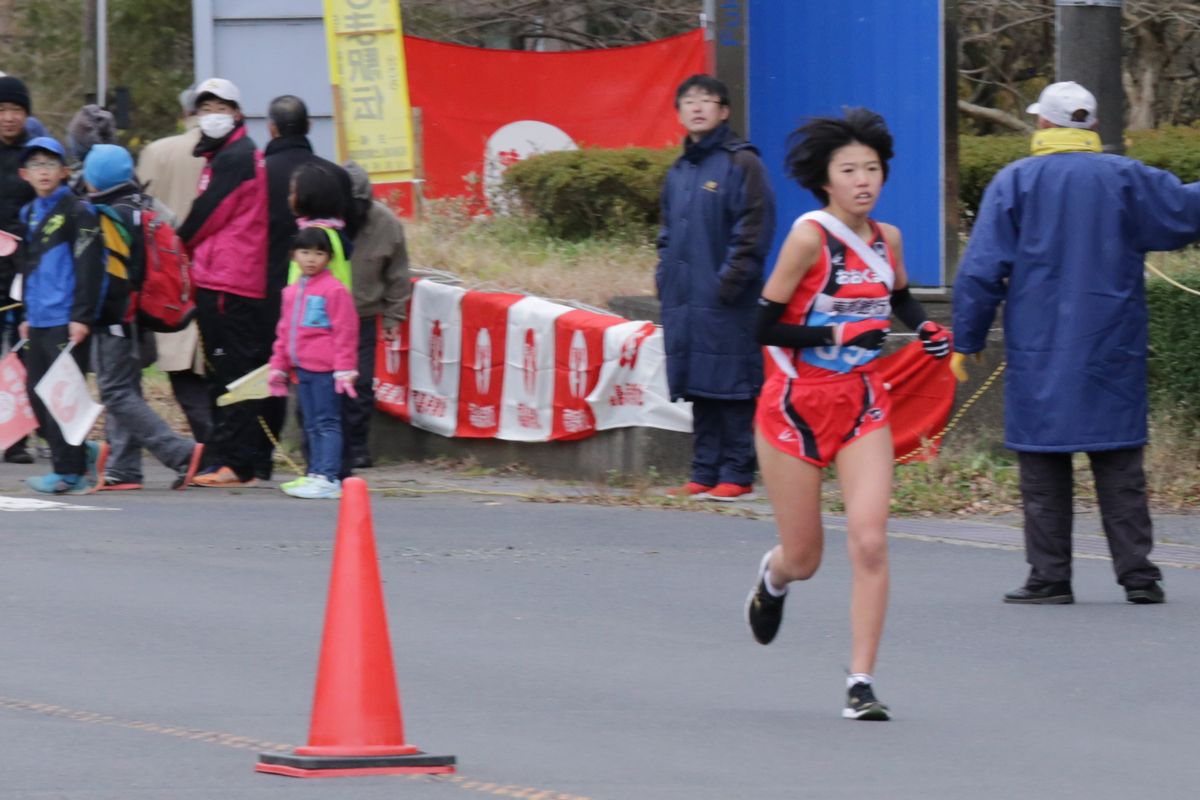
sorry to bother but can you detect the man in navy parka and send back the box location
[656,74,775,501]
[953,82,1200,606]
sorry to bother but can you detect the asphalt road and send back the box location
[1,477,1197,800]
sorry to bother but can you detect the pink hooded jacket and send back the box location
[270,268,358,373]
[176,125,269,299]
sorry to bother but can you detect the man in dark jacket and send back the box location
[657,74,775,502]
[176,78,271,487]
[259,94,355,477]
[954,81,1200,606]
[0,74,36,463]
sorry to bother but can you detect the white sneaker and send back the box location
[285,476,342,499]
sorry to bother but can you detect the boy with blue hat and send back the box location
[16,136,103,493]
[82,144,205,491]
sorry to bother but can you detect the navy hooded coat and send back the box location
[656,124,775,401]
[953,149,1200,452]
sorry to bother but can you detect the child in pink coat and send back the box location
[269,227,358,499]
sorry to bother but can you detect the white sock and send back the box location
[847,673,872,688]
[763,568,787,597]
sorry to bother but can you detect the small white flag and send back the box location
[34,344,103,446]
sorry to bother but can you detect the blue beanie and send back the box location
[83,144,134,192]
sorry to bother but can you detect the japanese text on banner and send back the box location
[323,0,416,181]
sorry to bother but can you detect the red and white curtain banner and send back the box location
[373,280,956,456]
[374,280,689,441]
[401,31,707,209]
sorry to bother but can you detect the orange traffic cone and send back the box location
[257,477,456,777]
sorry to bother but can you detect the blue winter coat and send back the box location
[20,185,104,328]
[953,151,1200,452]
[656,124,775,400]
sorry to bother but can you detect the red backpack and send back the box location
[135,205,196,332]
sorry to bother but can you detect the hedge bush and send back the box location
[958,126,1200,220]
[501,146,677,239]
[1147,266,1200,430]
[504,127,1200,238]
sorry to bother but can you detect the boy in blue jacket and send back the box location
[16,137,103,493]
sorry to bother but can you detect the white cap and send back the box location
[1026,81,1097,129]
[193,77,241,109]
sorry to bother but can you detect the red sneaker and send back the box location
[703,483,756,502]
[666,481,714,498]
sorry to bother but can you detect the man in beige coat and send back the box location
[135,87,210,444]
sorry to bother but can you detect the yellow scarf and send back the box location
[1030,128,1102,156]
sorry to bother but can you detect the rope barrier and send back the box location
[1146,260,1200,298]
[894,361,1006,464]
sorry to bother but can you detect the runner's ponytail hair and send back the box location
[784,108,894,205]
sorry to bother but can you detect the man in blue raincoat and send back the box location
[657,74,775,502]
[953,81,1200,606]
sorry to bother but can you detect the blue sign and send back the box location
[747,1,948,286]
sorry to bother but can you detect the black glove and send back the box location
[917,320,951,359]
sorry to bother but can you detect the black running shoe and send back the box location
[843,681,891,721]
[745,550,786,645]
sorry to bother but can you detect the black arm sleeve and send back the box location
[890,286,928,331]
[754,297,836,348]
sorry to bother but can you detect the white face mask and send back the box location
[199,112,235,139]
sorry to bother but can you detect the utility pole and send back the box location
[1056,0,1124,153]
[704,0,748,137]
[97,0,108,106]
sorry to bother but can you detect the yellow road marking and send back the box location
[0,695,591,798]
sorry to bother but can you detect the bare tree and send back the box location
[403,0,702,50]
[959,0,1200,131]
[1123,1,1200,129]
[957,0,1054,133]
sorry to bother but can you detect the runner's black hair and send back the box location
[291,225,334,255]
[784,108,893,205]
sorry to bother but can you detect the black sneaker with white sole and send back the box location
[843,681,891,721]
[745,550,786,645]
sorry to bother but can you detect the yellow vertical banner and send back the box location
[323,0,415,181]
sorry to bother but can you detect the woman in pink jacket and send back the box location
[269,227,358,499]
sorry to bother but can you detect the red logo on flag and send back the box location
[522,328,537,396]
[474,327,492,395]
[430,319,445,388]
[619,324,655,369]
[568,329,588,399]
[50,380,78,423]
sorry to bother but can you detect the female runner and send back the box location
[745,109,950,720]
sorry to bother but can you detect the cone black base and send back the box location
[256,750,456,778]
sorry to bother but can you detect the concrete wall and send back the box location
[368,413,692,482]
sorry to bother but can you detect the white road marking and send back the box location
[0,496,117,512]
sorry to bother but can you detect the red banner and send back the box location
[552,310,625,440]
[373,290,414,422]
[456,291,523,438]
[404,31,706,206]
[878,341,957,461]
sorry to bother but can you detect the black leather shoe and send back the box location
[351,454,373,470]
[1003,582,1074,604]
[1125,581,1165,604]
[4,448,33,464]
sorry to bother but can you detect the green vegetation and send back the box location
[6,0,193,148]
[501,146,676,239]
[958,127,1200,220]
